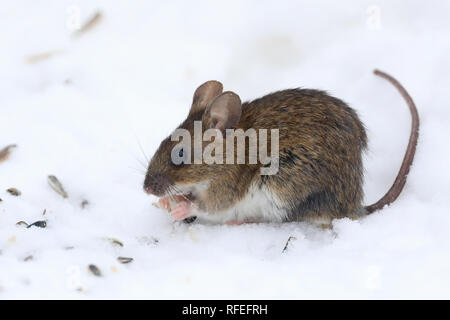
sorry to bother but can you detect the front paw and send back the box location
[153,196,194,222]
[154,195,186,212]
[170,201,192,221]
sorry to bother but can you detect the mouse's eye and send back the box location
[171,145,189,166]
[171,147,185,167]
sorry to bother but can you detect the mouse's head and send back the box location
[143,80,243,199]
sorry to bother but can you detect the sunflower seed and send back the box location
[73,11,103,38]
[0,144,17,163]
[25,50,63,64]
[104,237,124,247]
[24,255,33,262]
[117,257,133,264]
[7,188,21,196]
[27,220,47,228]
[16,221,29,227]
[282,236,297,253]
[88,264,102,277]
[81,200,89,209]
[47,175,68,198]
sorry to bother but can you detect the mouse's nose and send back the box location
[143,173,172,197]
[143,185,153,195]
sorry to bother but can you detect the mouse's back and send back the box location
[237,88,368,222]
[144,71,418,225]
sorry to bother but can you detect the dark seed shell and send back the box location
[105,238,124,247]
[16,221,29,227]
[27,220,47,228]
[0,144,17,162]
[282,236,297,253]
[47,175,68,198]
[7,188,21,196]
[183,216,197,224]
[73,11,102,38]
[117,257,133,264]
[88,264,102,277]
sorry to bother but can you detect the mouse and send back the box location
[143,69,419,225]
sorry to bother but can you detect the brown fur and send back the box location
[145,88,367,221]
[144,70,419,223]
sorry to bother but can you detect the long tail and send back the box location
[364,69,420,214]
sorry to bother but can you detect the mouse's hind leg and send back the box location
[259,150,337,222]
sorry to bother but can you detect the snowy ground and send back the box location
[1,0,450,299]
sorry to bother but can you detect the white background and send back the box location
[0,0,449,299]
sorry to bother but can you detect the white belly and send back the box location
[194,183,288,224]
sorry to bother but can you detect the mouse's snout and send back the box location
[143,172,172,197]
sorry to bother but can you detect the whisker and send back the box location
[166,187,176,202]
[171,185,198,209]
[128,166,146,174]
[135,134,150,164]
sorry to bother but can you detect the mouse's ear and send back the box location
[189,80,223,116]
[202,91,242,131]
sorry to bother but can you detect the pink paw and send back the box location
[158,197,171,210]
[170,201,191,220]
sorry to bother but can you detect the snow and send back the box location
[1,0,450,299]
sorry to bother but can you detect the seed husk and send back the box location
[117,257,133,264]
[88,264,102,277]
[81,200,89,209]
[73,11,103,38]
[16,221,29,227]
[152,202,160,208]
[104,237,124,247]
[7,188,21,196]
[27,220,47,228]
[24,255,33,262]
[25,50,63,64]
[320,223,332,230]
[183,216,197,224]
[137,236,159,246]
[0,144,17,163]
[47,175,68,198]
[282,236,297,253]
